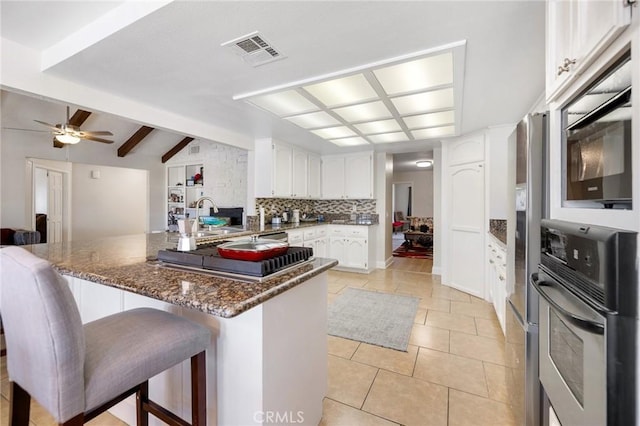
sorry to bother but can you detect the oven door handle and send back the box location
[531,274,605,335]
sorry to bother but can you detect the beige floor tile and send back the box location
[408,324,450,352]
[1,378,8,399]
[483,362,512,403]
[431,285,472,302]
[86,412,128,426]
[2,395,9,426]
[328,336,360,359]
[363,280,398,292]
[327,293,339,305]
[352,343,418,376]
[418,296,451,313]
[395,282,433,298]
[328,281,346,294]
[425,311,477,335]
[362,369,448,426]
[0,358,6,381]
[319,398,398,425]
[451,300,498,320]
[475,317,505,341]
[414,308,427,325]
[449,389,516,426]
[450,332,507,365]
[327,355,378,409]
[414,348,488,397]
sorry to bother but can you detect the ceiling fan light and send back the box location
[55,133,81,144]
[416,160,433,168]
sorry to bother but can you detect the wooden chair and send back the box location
[1,246,211,426]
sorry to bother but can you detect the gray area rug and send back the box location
[328,288,419,352]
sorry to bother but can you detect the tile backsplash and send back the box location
[255,198,376,216]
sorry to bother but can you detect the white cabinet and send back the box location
[327,225,375,272]
[288,226,328,258]
[308,154,322,199]
[321,152,374,199]
[546,0,631,102]
[255,139,319,199]
[487,235,507,335]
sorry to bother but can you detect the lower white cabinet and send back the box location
[287,226,328,258]
[327,225,376,273]
[487,235,507,334]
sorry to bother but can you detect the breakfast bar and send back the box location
[24,232,337,426]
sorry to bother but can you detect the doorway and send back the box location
[393,182,413,219]
[27,158,71,243]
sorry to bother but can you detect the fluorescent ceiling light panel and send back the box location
[368,132,409,144]
[248,90,318,116]
[332,101,392,122]
[354,119,401,135]
[391,88,454,115]
[374,52,453,95]
[285,111,341,128]
[311,126,356,139]
[303,74,377,107]
[412,125,455,139]
[403,110,455,129]
[329,137,370,147]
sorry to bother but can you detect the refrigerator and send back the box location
[505,113,547,426]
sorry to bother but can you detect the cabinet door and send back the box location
[345,238,367,269]
[345,154,373,199]
[315,238,327,258]
[292,149,308,198]
[273,143,293,197]
[546,0,577,100]
[308,154,322,199]
[329,237,346,265]
[448,162,485,298]
[322,157,345,199]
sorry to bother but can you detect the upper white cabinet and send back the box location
[321,152,374,199]
[308,154,322,199]
[255,139,319,198]
[546,0,631,102]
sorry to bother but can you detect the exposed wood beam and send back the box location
[54,109,92,148]
[118,126,154,157]
[162,137,194,163]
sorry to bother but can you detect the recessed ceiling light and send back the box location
[368,132,409,144]
[416,160,433,168]
[354,119,401,135]
[311,126,356,139]
[412,125,455,139]
[374,52,453,95]
[248,90,318,116]
[303,74,377,107]
[329,137,370,147]
[285,111,341,129]
[403,110,455,129]
[332,101,392,122]
[391,88,454,115]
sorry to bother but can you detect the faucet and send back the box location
[194,196,219,231]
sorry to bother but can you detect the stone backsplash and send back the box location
[249,198,378,227]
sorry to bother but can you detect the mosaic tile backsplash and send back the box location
[248,198,378,226]
[489,219,507,244]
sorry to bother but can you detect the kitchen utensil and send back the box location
[272,216,281,225]
[177,234,196,251]
[292,209,300,223]
[217,236,289,261]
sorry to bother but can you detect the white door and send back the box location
[448,162,485,297]
[345,238,367,269]
[329,237,346,265]
[48,170,64,243]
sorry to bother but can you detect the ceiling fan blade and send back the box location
[53,137,64,149]
[80,135,114,144]
[78,130,114,136]
[34,120,63,132]
[2,127,51,133]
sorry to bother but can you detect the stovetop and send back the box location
[156,242,314,280]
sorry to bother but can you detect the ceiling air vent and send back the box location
[189,145,200,155]
[221,31,286,67]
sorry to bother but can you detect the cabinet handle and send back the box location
[489,259,494,264]
[499,275,505,281]
[557,57,577,76]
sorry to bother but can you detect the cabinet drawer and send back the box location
[287,230,303,245]
[316,227,328,238]
[346,227,368,238]
[303,228,317,240]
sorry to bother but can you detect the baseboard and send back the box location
[376,256,394,269]
[431,266,441,275]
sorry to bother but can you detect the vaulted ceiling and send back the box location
[0,1,545,160]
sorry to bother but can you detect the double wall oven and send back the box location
[532,219,637,425]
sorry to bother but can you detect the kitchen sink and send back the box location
[195,227,245,236]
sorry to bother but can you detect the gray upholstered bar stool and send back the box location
[0,246,211,426]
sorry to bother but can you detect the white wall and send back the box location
[393,170,434,217]
[0,125,165,232]
[71,163,148,241]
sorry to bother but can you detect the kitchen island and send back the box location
[24,232,337,426]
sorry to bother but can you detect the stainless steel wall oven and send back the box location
[533,219,637,425]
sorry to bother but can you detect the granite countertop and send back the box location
[23,232,337,318]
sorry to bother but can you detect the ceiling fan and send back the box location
[32,106,114,147]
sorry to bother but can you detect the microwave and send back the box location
[563,52,632,208]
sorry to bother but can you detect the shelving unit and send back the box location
[166,163,205,228]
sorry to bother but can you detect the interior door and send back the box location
[48,170,63,243]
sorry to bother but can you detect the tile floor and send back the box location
[1,257,514,426]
